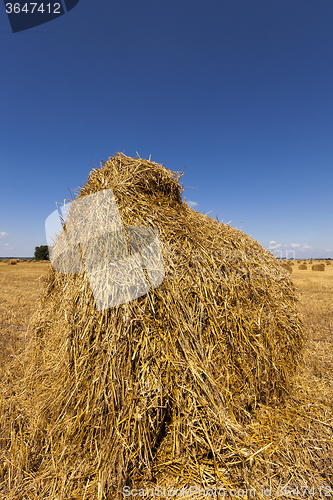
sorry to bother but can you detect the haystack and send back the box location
[298,264,307,270]
[312,263,325,271]
[280,263,293,273]
[326,261,331,265]
[0,154,304,499]
[6,259,18,265]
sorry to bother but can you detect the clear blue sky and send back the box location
[1,0,332,259]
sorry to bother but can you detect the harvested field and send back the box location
[0,261,50,368]
[0,155,332,499]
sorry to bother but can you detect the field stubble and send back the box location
[0,261,50,368]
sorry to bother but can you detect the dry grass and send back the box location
[0,155,332,499]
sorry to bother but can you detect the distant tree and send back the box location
[34,245,49,261]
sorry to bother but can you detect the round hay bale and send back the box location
[312,263,325,271]
[281,263,293,273]
[326,261,331,265]
[7,259,18,265]
[0,153,304,498]
[298,264,307,270]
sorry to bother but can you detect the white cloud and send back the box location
[326,249,331,252]
[4,243,13,250]
[299,244,312,252]
[187,201,198,207]
[0,231,8,238]
[291,243,301,248]
[268,241,282,249]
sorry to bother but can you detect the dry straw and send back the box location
[298,264,307,270]
[312,263,325,271]
[1,153,331,499]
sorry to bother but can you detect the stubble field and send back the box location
[0,261,50,369]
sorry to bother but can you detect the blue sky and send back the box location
[0,0,332,259]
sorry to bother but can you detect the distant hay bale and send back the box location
[326,261,331,265]
[0,153,304,498]
[312,263,325,271]
[7,259,18,265]
[298,264,307,270]
[281,263,293,273]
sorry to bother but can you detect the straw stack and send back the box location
[0,153,304,499]
[298,264,307,270]
[312,263,325,271]
[6,259,18,265]
[281,263,293,273]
